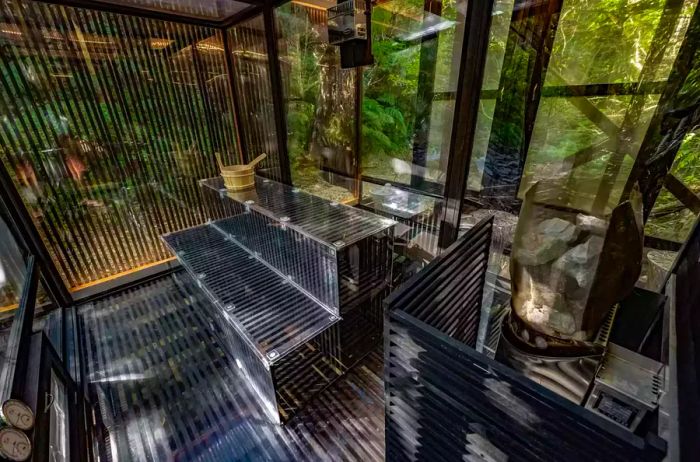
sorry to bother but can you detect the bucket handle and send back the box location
[248,153,267,168]
[215,152,225,171]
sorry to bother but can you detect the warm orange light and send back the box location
[69,257,177,292]
[149,37,173,49]
[291,0,331,12]
[0,24,22,36]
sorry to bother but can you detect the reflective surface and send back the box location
[79,273,384,461]
[201,176,395,248]
[362,0,468,193]
[162,224,337,362]
[467,0,700,219]
[0,1,239,288]
[48,369,70,462]
[276,1,358,203]
[227,15,283,180]
[0,211,26,321]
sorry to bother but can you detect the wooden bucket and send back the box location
[216,153,266,191]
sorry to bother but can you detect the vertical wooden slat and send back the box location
[0,0,241,289]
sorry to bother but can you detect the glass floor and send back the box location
[78,271,384,461]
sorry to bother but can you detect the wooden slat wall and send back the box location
[0,0,240,289]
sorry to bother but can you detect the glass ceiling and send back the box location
[92,0,251,21]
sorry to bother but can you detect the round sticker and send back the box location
[1,400,34,431]
[0,427,31,462]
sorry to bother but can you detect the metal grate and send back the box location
[201,176,395,249]
[162,224,337,363]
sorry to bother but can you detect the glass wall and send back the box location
[0,0,239,289]
[227,14,284,180]
[461,0,700,341]
[361,0,467,194]
[0,211,26,322]
[646,128,700,243]
[466,0,698,218]
[275,1,358,203]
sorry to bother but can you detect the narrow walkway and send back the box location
[79,271,384,462]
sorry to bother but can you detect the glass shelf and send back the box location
[162,224,339,364]
[200,176,396,249]
[211,213,340,312]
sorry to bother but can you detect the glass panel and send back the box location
[360,181,444,271]
[0,211,27,364]
[200,176,395,247]
[275,1,358,203]
[646,129,700,244]
[465,0,697,212]
[0,1,239,289]
[0,213,26,322]
[93,0,249,20]
[227,15,283,180]
[362,0,468,193]
[48,369,70,462]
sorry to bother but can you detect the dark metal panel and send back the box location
[385,216,493,347]
[671,216,700,461]
[385,309,667,461]
[263,1,292,185]
[436,0,494,249]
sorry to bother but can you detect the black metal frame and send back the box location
[669,214,700,461]
[0,161,71,308]
[37,0,261,28]
[21,331,84,462]
[436,0,494,248]
[0,257,41,403]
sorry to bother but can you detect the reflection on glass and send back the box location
[0,212,26,368]
[519,0,696,214]
[466,0,697,217]
[361,181,443,267]
[94,0,249,20]
[0,213,26,321]
[227,14,282,179]
[362,0,467,193]
[48,370,70,462]
[275,1,358,203]
[467,0,516,192]
[0,1,238,289]
[646,129,700,243]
